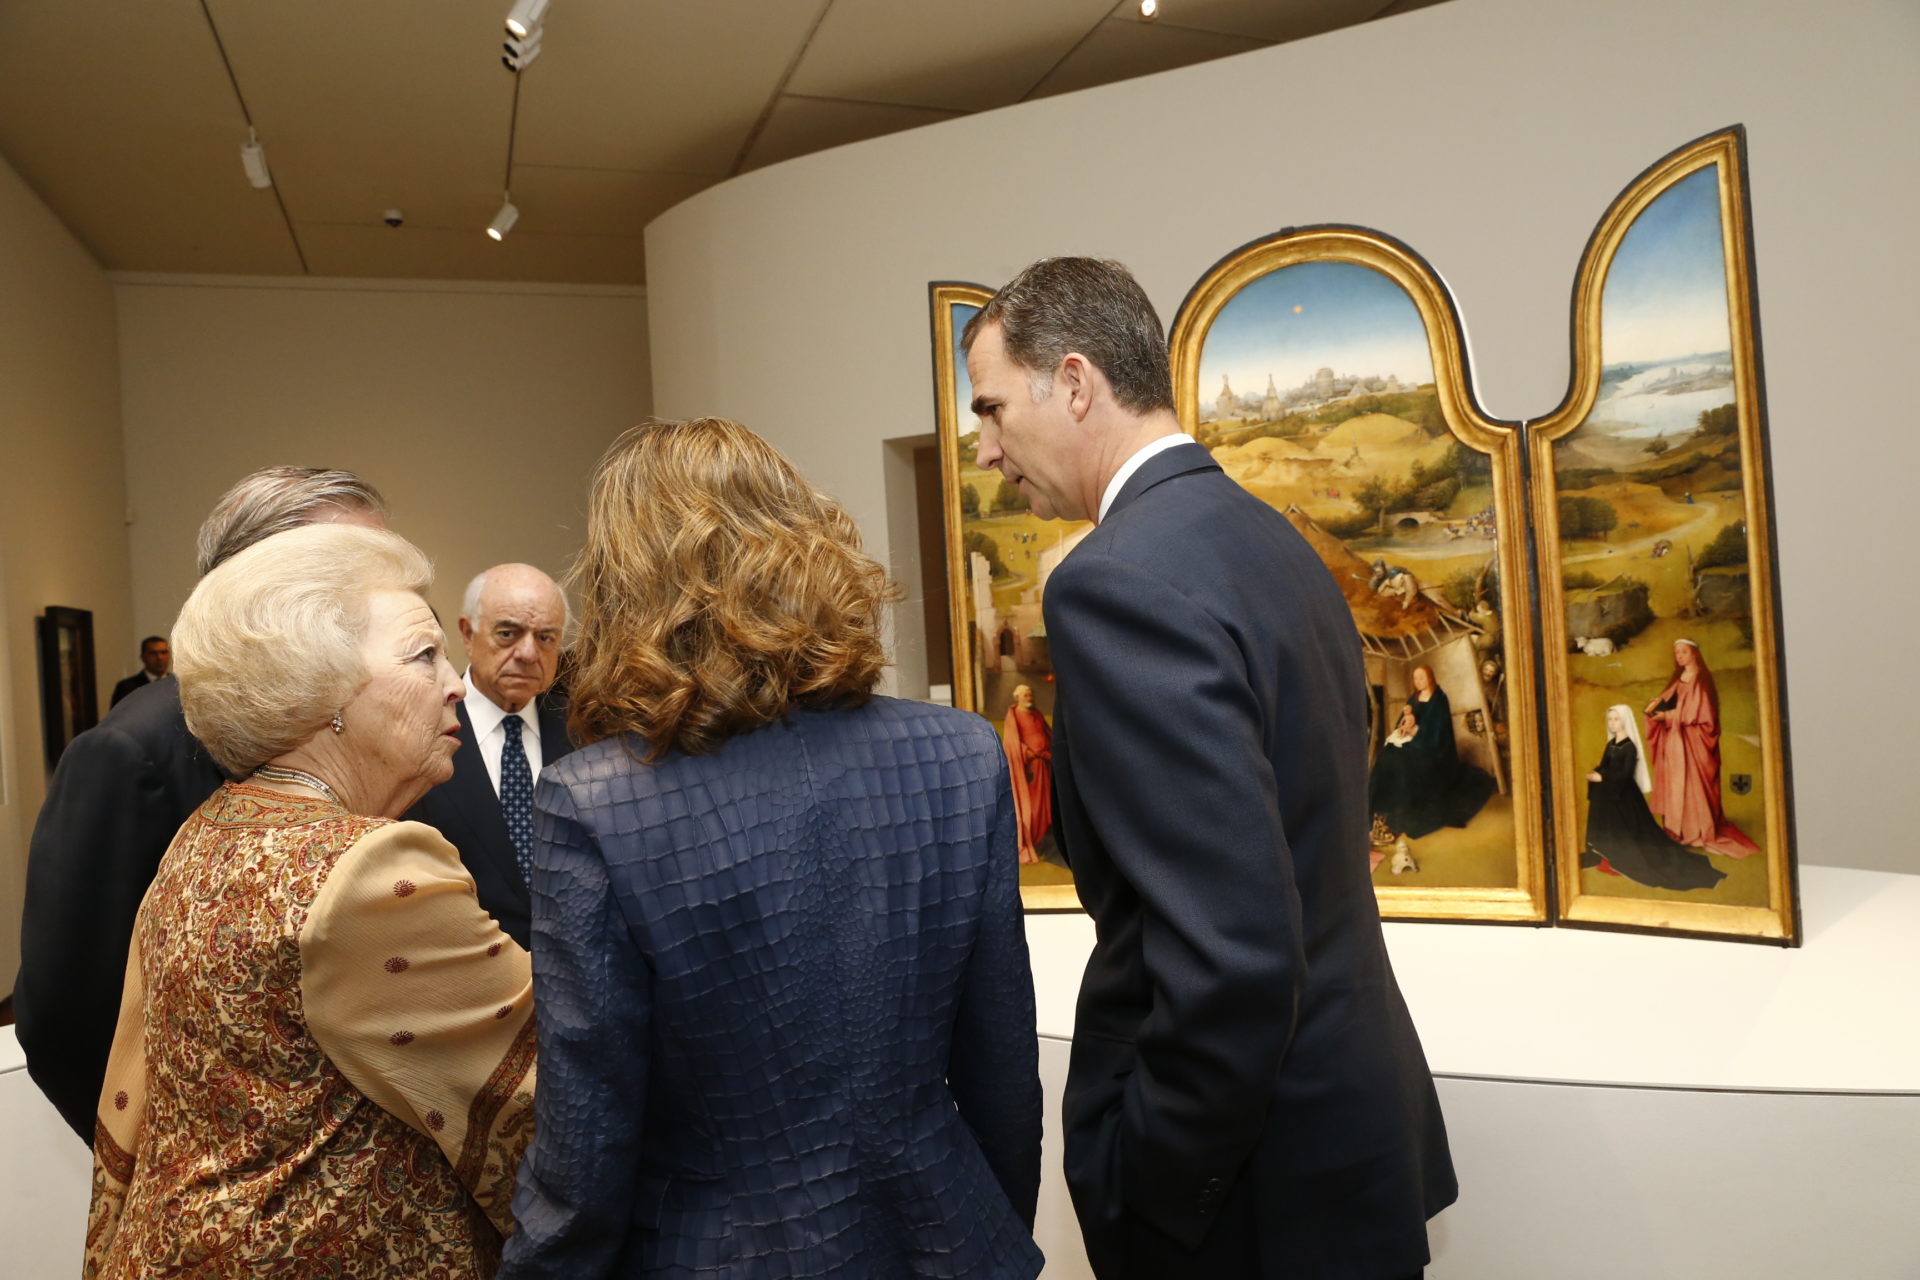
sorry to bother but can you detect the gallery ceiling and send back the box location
[0,0,1447,286]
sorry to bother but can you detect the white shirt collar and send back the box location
[1098,433,1194,523]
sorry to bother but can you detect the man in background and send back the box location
[109,636,171,707]
[14,467,389,1141]
[404,563,572,948]
[964,257,1454,1279]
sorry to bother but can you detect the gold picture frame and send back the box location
[926,127,1793,940]
[1529,128,1797,943]
[1169,229,1549,924]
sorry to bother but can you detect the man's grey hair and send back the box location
[462,565,572,629]
[194,467,389,577]
[961,257,1174,415]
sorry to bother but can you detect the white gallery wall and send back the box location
[0,258,653,996]
[644,0,1920,877]
[0,153,129,988]
[114,275,653,647]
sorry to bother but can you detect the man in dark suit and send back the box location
[109,635,171,707]
[403,563,572,948]
[965,258,1455,1279]
[15,467,390,1141]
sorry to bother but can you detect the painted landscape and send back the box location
[1195,260,1521,892]
[945,300,1082,893]
[1549,162,1771,909]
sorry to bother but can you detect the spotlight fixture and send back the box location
[1139,0,1159,19]
[239,127,272,189]
[502,25,543,71]
[487,196,519,241]
[503,0,550,38]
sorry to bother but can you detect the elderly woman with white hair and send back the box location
[85,523,536,1280]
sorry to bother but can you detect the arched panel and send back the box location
[1530,128,1796,943]
[1169,230,1546,924]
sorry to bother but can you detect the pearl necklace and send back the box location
[253,764,341,806]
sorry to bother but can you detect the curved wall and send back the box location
[645,0,1919,876]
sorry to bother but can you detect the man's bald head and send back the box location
[459,564,567,713]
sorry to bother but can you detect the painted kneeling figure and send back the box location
[1581,703,1725,891]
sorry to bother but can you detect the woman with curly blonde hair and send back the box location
[500,418,1043,1280]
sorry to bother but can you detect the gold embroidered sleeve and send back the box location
[299,819,537,1236]
[83,938,148,1277]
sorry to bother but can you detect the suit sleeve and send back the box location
[947,753,1042,1226]
[16,722,179,1141]
[1046,550,1304,1249]
[499,775,651,1280]
[300,820,537,1236]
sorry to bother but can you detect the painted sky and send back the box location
[1602,165,1732,365]
[952,302,979,430]
[1198,260,1433,402]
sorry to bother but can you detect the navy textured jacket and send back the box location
[499,696,1044,1280]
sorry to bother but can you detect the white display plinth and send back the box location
[1026,864,1920,1279]
[6,868,1915,1279]
[0,1026,93,1279]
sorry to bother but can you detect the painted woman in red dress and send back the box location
[1643,638,1760,858]
[1000,684,1053,865]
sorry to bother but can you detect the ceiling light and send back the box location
[1140,0,1159,19]
[503,0,550,38]
[487,196,519,241]
[502,26,543,71]
[239,128,272,189]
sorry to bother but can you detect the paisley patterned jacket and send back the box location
[86,783,537,1280]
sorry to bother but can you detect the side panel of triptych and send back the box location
[929,284,1084,910]
[1531,132,1797,942]
[1169,233,1547,923]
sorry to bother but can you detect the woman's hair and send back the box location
[566,418,896,759]
[174,524,433,776]
[1411,664,1436,691]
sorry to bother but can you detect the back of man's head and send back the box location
[962,257,1173,415]
[195,467,389,576]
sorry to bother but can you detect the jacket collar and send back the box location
[1103,440,1218,522]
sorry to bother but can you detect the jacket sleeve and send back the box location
[300,820,537,1236]
[1045,550,1303,1249]
[498,775,652,1280]
[17,722,180,1142]
[947,755,1043,1227]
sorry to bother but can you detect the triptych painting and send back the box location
[930,127,1795,943]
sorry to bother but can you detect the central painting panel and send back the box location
[1171,236,1545,921]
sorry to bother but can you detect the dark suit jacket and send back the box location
[15,676,226,1140]
[499,698,1043,1280]
[401,693,573,949]
[1046,444,1455,1279]
[109,671,156,708]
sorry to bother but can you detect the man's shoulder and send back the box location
[91,676,193,754]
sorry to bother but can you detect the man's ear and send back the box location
[457,616,476,645]
[1060,352,1096,420]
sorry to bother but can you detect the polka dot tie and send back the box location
[500,713,535,884]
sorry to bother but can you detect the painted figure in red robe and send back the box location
[1644,638,1760,858]
[1001,684,1053,865]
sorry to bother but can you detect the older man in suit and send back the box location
[403,563,572,947]
[15,467,389,1141]
[965,258,1455,1279]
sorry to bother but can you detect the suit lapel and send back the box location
[449,700,526,893]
